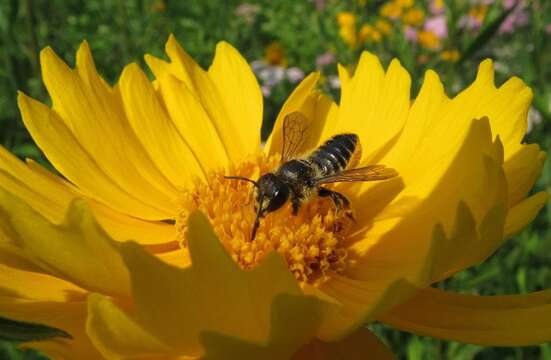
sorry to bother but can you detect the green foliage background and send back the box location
[0,0,550,359]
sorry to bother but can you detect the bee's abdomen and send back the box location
[308,134,358,176]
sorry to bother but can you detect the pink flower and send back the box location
[503,0,518,9]
[404,25,418,42]
[424,15,448,39]
[499,0,529,34]
[546,23,551,34]
[286,67,305,83]
[315,51,336,68]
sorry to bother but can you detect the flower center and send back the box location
[176,154,353,286]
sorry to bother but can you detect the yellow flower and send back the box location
[380,1,403,19]
[264,41,287,67]
[0,36,550,359]
[396,0,414,8]
[441,49,461,62]
[337,12,357,48]
[375,19,393,35]
[359,24,383,43]
[402,8,425,26]
[150,0,166,12]
[418,29,441,49]
[432,0,445,12]
[469,4,489,24]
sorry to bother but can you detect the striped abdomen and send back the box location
[308,134,359,176]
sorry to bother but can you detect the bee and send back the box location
[226,111,398,240]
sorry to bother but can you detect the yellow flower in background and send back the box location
[469,4,489,24]
[380,1,403,19]
[375,19,393,35]
[337,12,357,47]
[264,41,287,66]
[150,0,166,12]
[381,0,414,19]
[396,0,414,8]
[441,49,461,62]
[359,24,383,43]
[418,29,441,49]
[1,35,550,359]
[402,8,425,26]
[432,0,445,12]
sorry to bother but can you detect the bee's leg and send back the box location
[318,187,356,223]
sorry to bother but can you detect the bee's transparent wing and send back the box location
[281,111,311,162]
[315,165,398,185]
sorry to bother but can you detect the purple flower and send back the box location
[235,3,260,24]
[404,25,418,42]
[286,67,305,83]
[424,15,448,39]
[499,0,529,34]
[261,85,272,97]
[458,15,482,32]
[258,66,285,87]
[312,0,326,11]
[315,51,336,68]
[503,0,518,9]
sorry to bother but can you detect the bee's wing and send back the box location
[281,111,311,162]
[315,165,398,185]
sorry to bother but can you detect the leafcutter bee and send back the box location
[226,111,398,240]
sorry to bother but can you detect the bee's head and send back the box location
[255,173,290,215]
[224,173,290,240]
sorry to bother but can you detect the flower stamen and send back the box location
[176,154,353,286]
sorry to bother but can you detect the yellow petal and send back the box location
[119,64,206,188]
[208,41,263,154]
[0,300,101,359]
[381,287,551,346]
[86,293,174,359]
[504,144,545,206]
[292,327,396,360]
[504,191,549,238]
[91,202,177,247]
[335,53,411,163]
[385,60,532,178]
[382,70,449,171]
[164,36,257,162]
[0,263,85,302]
[40,45,179,216]
[462,60,532,158]
[317,276,416,340]
[318,118,508,339]
[0,189,130,296]
[0,147,177,246]
[76,43,180,202]
[18,92,170,220]
[354,118,506,273]
[199,294,325,360]
[265,72,321,156]
[158,74,228,172]
[337,64,351,102]
[89,212,329,358]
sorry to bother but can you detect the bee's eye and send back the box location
[267,187,289,212]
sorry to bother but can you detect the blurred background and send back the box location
[0,0,550,358]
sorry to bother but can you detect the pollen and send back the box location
[176,154,353,286]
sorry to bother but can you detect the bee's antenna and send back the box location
[226,175,262,240]
[224,176,259,188]
[251,199,263,240]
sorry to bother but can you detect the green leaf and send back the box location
[459,4,518,64]
[0,317,72,342]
